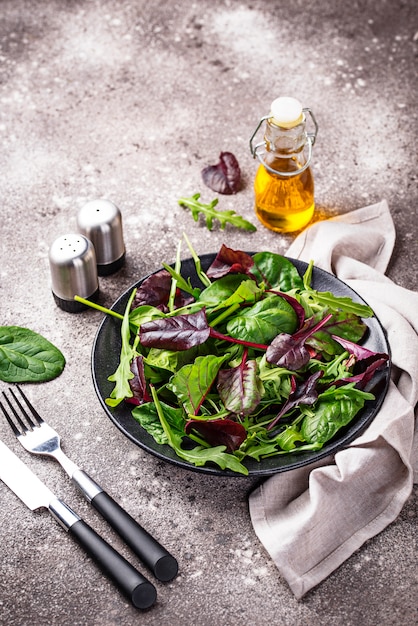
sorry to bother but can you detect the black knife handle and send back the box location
[70,519,157,610]
[91,490,178,582]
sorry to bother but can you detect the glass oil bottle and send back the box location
[249,97,318,233]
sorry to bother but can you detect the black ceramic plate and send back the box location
[91,253,391,477]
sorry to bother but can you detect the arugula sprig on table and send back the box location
[178,193,256,232]
[77,240,388,475]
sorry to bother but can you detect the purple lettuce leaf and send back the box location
[132,269,190,311]
[331,334,389,389]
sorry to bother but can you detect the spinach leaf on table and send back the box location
[0,326,65,382]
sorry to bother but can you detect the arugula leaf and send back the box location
[0,326,65,383]
[303,260,373,318]
[178,193,257,232]
[106,289,138,407]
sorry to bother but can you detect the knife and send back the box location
[0,440,157,610]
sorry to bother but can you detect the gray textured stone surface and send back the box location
[0,1,417,624]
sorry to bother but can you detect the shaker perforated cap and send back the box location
[270,97,304,129]
[77,199,125,275]
[49,234,99,313]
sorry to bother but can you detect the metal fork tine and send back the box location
[15,385,44,426]
[0,392,27,436]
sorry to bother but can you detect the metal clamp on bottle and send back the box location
[250,106,318,177]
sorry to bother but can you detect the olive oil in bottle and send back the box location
[250,97,318,233]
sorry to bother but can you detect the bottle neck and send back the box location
[264,118,307,158]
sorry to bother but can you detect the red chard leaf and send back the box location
[132,269,191,311]
[140,309,210,351]
[201,151,241,195]
[185,418,247,452]
[266,314,333,370]
[126,355,152,405]
[206,244,255,279]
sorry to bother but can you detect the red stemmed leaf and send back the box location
[201,151,241,195]
[206,244,255,280]
[140,309,210,351]
[217,355,263,416]
[185,418,247,452]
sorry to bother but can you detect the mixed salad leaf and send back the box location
[78,240,389,476]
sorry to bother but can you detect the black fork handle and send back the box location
[72,470,178,582]
[91,491,178,582]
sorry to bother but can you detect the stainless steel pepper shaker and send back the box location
[77,199,125,275]
[49,234,99,313]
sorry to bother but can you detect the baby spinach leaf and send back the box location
[198,274,251,307]
[167,354,227,415]
[0,326,65,383]
[132,400,185,445]
[145,345,200,374]
[300,384,374,444]
[252,252,304,291]
[226,295,298,344]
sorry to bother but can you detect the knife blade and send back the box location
[0,440,156,610]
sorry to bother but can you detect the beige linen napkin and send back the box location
[248,199,418,599]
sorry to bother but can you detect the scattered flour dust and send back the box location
[210,6,276,59]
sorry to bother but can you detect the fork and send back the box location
[1,385,178,582]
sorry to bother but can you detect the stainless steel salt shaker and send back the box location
[49,234,99,313]
[77,199,125,275]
